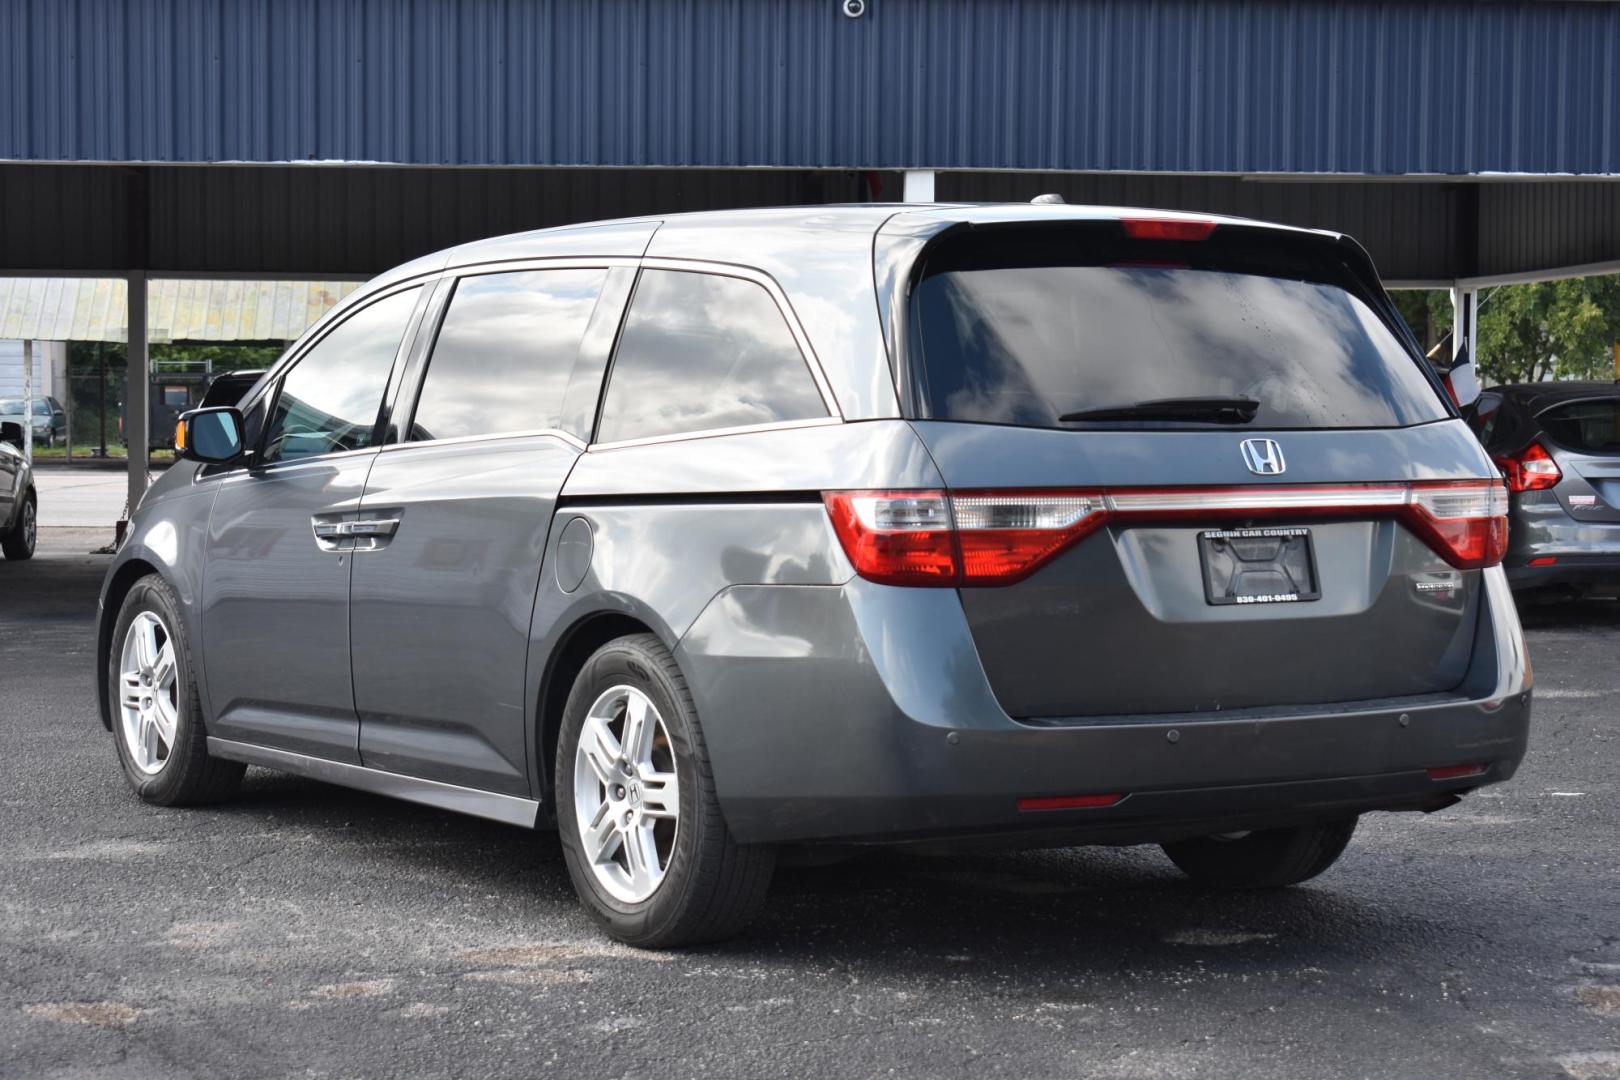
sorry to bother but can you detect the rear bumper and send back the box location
[678,567,1531,846]
[1505,554,1620,591]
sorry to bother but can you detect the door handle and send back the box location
[342,517,401,538]
[311,515,401,551]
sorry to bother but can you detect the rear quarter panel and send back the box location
[521,420,943,802]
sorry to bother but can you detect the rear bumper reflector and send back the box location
[1017,793,1126,812]
[1426,763,1488,781]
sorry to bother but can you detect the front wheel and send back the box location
[108,574,244,804]
[1160,818,1357,889]
[556,633,774,948]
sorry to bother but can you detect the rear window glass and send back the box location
[910,227,1449,431]
[1538,398,1620,453]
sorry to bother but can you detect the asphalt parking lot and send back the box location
[2,529,1616,1080]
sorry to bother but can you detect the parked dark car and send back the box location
[1465,382,1620,596]
[96,205,1529,947]
[0,420,38,559]
[196,370,268,411]
[0,396,66,449]
[121,368,263,450]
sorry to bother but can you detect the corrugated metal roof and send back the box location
[0,278,362,342]
[3,0,1618,176]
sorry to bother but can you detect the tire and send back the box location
[107,574,244,805]
[1,491,35,560]
[555,633,774,948]
[1161,817,1358,889]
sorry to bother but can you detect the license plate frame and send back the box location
[1197,526,1321,606]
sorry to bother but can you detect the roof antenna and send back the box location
[1030,193,1066,204]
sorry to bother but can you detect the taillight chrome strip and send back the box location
[1104,484,1411,516]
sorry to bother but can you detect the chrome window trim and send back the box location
[443,255,642,277]
[588,415,842,453]
[380,427,588,453]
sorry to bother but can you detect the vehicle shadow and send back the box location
[215,769,1432,980]
[1515,594,1620,632]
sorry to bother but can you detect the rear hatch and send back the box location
[1538,395,1620,523]
[901,219,1496,719]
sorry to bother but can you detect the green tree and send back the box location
[1392,276,1620,386]
[1474,277,1620,385]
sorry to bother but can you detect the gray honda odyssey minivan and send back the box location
[96,205,1531,947]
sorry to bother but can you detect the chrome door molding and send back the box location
[206,737,541,828]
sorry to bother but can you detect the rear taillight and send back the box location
[1492,441,1562,492]
[820,491,957,586]
[825,479,1509,586]
[822,490,1107,586]
[1405,481,1511,571]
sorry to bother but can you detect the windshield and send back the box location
[0,399,23,414]
[910,227,1449,431]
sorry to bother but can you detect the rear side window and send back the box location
[410,268,608,442]
[911,227,1449,431]
[261,287,420,464]
[1538,398,1620,453]
[596,270,827,443]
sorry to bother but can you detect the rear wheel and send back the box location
[556,633,774,948]
[108,574,244,804]
[1161,818,1357,889]
[1,492,35,560]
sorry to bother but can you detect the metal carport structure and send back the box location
[3,0,1620,512]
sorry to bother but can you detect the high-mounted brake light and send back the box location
[1492,441,1562,493]
[824,479,1509,587]
[1121,217,1218,242]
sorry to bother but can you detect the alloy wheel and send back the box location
[572,684,681,903]
[118,611,179,775]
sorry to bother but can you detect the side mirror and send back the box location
[176,406,245,464]
[0,421,22,450]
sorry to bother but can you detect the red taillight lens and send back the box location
[1492,441,1562,493]
[1121,217,1218,242]
[822,491,958,586]
[949,491,1109,584]
[1406,480,1510,570]
[823,490,1107,586]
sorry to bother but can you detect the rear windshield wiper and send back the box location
[1058,396,1261,425]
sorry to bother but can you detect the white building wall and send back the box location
[0,340,67,400]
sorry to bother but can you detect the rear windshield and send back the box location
[909,226,1449,431]
[1538,397,1620,453]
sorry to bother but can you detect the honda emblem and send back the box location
[1240,438,1286,476]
